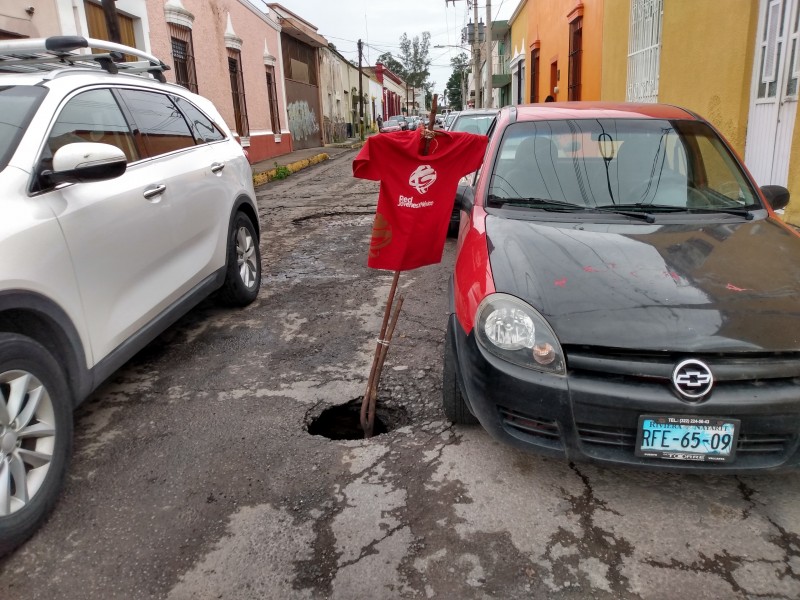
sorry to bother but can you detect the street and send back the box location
[2,148,800,600]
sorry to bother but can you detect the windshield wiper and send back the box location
[687,206,756,220]
[594,204,657,223]
[487,195,586,212]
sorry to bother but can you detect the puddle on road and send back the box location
[306,398,409,440]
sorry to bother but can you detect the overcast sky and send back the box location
[269,0,518,104]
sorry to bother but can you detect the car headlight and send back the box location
[475,293,565,375]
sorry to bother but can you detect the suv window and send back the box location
[45,88,138,166]
[173,96,225,143]
[0,86,48,171]
[120,89,196,157]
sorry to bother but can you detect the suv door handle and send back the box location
[143,184,167,200]
[210,162,225,173]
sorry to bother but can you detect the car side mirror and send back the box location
[41,142,127,186]
[457,184,475,213]
[761,185,790,211]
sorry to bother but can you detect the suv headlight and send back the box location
[475,293,565,375]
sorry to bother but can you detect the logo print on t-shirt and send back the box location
[409,164,437,194]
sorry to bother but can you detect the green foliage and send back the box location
[399,32,431,90]
[273,162,291,180]
[376,52,407,79]
[445,52,470,111]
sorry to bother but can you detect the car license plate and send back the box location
[635,415,740,463]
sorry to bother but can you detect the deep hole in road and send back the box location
[307,398,409,440]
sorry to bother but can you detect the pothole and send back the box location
[307,398,409,440]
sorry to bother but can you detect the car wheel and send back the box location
[442,323,478,425]
[218,211,261,307]
[0,333,72,556]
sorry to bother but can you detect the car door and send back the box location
[117,89,236,295]
[38,87,178,362]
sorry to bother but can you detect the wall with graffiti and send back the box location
[285,81,322,149]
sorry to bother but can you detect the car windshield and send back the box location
[488,118,760,213]
[445,113,458,127]
[451,114,495,135]
[0,85,48,171]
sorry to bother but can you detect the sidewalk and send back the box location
[250,133,374,186]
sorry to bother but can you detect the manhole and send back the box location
[307,398,408,440]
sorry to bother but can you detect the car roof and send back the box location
[508,102,698,122]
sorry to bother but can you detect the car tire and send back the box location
[442,323,478,425]
[0,333,73,556]
[218,211,261,307]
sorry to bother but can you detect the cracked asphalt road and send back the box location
[2,148,800,599]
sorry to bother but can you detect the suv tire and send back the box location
[218,212,261,307]
[442,323,478,425]
[0,333,73,556]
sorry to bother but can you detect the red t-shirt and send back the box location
[353,129,488,271]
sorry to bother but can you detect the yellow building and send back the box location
[601,0,800,225]
[523,0,607,103]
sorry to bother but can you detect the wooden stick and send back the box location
[360,270,400,434]
[365,294,405,437]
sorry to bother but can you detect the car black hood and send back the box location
[486,214,800,352]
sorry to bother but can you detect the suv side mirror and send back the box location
[41,142,127,186]
[761,185,791,211]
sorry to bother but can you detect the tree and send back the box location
[398,32,431,90]
[376,52,406,79]
[445,52,470,111]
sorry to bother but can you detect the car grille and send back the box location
[498,406,563,450]
[565,347,800,384]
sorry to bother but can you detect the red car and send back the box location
[379,118,403,133]
[444,101,800,473]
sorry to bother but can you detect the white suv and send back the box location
[0,37,261,553]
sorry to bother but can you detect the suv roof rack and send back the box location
[0,36,170,83]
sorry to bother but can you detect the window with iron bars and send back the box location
[626,0,663,102]
[568,17,583,101]
[228,49,249,137]
[169,23,197,93]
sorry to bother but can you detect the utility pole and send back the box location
[485,0,492,108]
[473,0,480,108]
[358,39,365,142]
[101,0,122,44]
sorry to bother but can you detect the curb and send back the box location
[252,152,330,187]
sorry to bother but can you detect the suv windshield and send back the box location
[0,86,48,171]
[488,119,760,213]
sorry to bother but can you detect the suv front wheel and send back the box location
[218,211,261,307]
[0,333,73,556]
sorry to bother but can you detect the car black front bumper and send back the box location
[448,313,800,473]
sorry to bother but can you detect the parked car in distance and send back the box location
[447,109,500,235]
[444,111,460,130]
[444,101,800,474]
[406,116,421,131]
[388,115,408,130]
[0,36,262,555]
[448,108,500,136]
[380,118,403,133]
